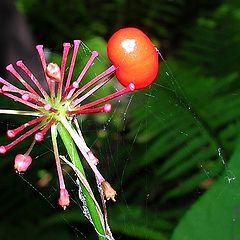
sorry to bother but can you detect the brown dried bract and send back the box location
[101,181,117,202]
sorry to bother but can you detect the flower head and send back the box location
[0,39,135,207]
[0,27,158,209]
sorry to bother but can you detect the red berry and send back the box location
[107,27,159,89]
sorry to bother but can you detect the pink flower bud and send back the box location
[44,104,52,111]
[7,130,16,138]
[0,146,6,154]
[14,154,32,172]
[58,188,70,210]
[128,83,135,91]
[72,81,79,89]
[104,103,112,113]
[2,85,10,91]
[34,132,44,142]
[46,63,61,82]
[21,93,30,101]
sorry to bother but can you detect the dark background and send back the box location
[0,0,240,239]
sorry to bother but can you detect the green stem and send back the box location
[57,122,106,240]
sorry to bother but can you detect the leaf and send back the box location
[171,138,240,240]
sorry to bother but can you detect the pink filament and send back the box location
[67,50,99,98]
[64,40,81,91]
[16,61,48,98]
[72,74,114,107]
[34,119,56,142]
[7,116,46,138]
[0,90,41,110]
[0,124,42,153]
[68,103,112,115]
[6,64,39,96]
[36,45,51,90]
[58,43,71,96]
[77,83,135,111]
[0,78,45,106]
[16,60,49,99]
[71,65,116,101]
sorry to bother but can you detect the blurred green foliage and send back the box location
[0,0,240,239]
[172,137,240,240]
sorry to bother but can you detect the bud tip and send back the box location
[58,188,70,209]
[14,154,32,172]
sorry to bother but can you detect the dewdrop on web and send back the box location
[0,27,159,237]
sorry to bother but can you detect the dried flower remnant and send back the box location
[101,181,117,201]
[0,27,158,238]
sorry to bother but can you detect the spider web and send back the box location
[0,39,236,240]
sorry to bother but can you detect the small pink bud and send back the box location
[92,50,99,58]
[46,63,61,81]
[14,154,32,172]
[22,93,30,101]
[7,130,16,138]
[44,104,52,111]
[36,45,43,51]
[34,132,44,142]
[58,188,70,210]
[0,146,6,154]
[72,81,79,89]
[6,64,13,71]
[104,103,112,112]
[63,42,71,48]
[73,40,81,45]
[16,60,23,67]
[2,85,10,91]
[128,83,135,91]
[87,151,99,165]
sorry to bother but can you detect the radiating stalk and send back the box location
[57,123,106,240]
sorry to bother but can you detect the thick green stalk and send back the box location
[57,122,106,240]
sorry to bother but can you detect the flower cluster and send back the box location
[0,40,133,208]
[0,28,158,212]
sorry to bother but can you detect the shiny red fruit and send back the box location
[107,27,159,89]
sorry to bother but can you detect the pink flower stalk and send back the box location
[0,40,134,208]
